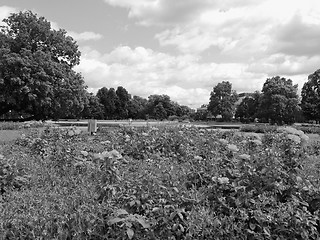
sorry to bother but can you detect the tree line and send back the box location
[204,71,320,125]
[83,87,193,120]
[1,10,320,124]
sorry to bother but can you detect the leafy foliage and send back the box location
[0,11,86,120]
[301,69,320,122]
[208,81,238,121]
[235,91,261,123]
[1,125,320,239]
[258,76,300,125]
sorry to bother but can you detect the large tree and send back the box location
[235,91,261,123]
[301,69,320,122]
[0,11,86,119]
[258,76,300,125]
[208,81,238,121]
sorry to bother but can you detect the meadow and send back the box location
[1,123,320,239]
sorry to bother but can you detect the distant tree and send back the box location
[127,95,148,119]
[301,69,320,122]
[0,11,86,119]
[208,81,238,121]
[96,87,109,119]
[192,104,208,121]
[153,102,167,120]
[96,87,119,119]
[82,92,104,119]
[115,86,130,119]
[146,95,171,119]
[258,76,300,125]
[235,91,261,122]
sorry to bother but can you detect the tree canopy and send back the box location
[208,81,238,121]
[0,11,86,119]
[258,76,300,125]
[235,91,261,123]
[301,69,320,122]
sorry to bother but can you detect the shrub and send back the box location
[1,125,320,239]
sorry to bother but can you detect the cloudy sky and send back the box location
[1,0,320,108]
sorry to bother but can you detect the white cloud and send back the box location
[50,21,103,42]
[68,31,103,41]
[75,46,267,108]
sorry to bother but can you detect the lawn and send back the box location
[1,124,320,239]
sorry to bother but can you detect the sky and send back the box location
[1,0,320,109]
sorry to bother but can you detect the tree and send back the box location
[0,11,86,119]
[96,87,119,119]
[127,95,148,119]
[235,91,261,122]
[96,87,109,119]
[301,69,320,122]
[146,95,171,119]
[153,102,167,120]
[82,92,104,119]
[258,76,300,125]
[208,81,238,121]
[115,86,130,119]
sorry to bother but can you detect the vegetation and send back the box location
[0,11,86,120]
[301,69,320,123]
[1,125,320,239]
[235,92,261,123]
[258,76,300,125]
[208,81,238,121]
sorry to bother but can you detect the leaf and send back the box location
[135,216,150,229]
[263,227,271,237]
[116,209,129,216]
[169,212,176,220]
[249,222,256,230]
[127,228,134,240]
[177,212,184,221]
[107,217,123,225]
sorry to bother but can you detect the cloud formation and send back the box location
[68,31,103,41]
[97,0,320,108]
[76,46,265,108]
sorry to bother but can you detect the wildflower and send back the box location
[218,139,229,145]
[245,132,262,141]
[227,144,239,152]
[218,177,229,184]
[80,151,89,157]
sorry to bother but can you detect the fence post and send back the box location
[88,119,97,135]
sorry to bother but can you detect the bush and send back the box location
[1,125,320,239]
